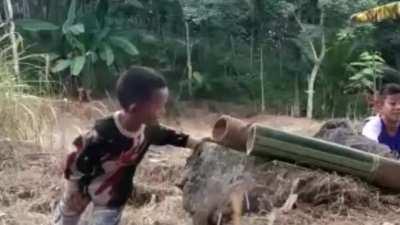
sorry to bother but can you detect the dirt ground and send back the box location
[0,100,399,225]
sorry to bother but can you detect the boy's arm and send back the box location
[146,124,200,149]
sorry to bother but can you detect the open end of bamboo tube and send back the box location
[246,125,257,155]
[212,116,229,142]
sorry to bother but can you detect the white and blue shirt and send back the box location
[362,115,400,156]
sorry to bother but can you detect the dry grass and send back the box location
[0,28,57,146]
[0,139,61,225]
[0,98,109,225]
[0,28,61,225]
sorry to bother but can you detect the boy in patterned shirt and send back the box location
[54,66,200,225]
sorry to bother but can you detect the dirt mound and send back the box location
[182,143,400,225]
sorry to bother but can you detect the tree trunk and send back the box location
[305,28,326,119]
[250,29,254,70]
[395,52,400,71]
[259,47,265,112]
[185,21,193,97]
[331,99,335,119]
[279,40,283,77]
[5,0,20,78]
[306,61,321,119]
[22,0,31,18]
[292,74,301,117]
[295,12,326,119]
[230,35,235,56]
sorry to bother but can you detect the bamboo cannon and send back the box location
[212,115,251,151]
[246,124,400,191]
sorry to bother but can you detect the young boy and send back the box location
[362,83,400,157]
[54,66,200,225]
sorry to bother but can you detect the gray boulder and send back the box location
[314,119,395,158]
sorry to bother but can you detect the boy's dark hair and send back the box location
[116,66,167,110]
[379,83,400,97]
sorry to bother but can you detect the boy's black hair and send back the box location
[116,66,167,110]
[379,83,400,97]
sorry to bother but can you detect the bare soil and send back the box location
[0,100,399,225]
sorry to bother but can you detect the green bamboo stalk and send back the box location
[250,125,374,163]
[252,133,374,168]
[252,145,372,178]
[251,136,374,179]
[247,124,400,190]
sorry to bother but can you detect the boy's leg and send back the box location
[53,181,90,225]
[89,205,123,225]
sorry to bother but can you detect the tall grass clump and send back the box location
[0,28,56,146]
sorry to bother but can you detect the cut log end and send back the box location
[212,116,229,142]
[212,115,249,151]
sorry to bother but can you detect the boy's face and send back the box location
[380,94,400,123]
[131,87,169,125]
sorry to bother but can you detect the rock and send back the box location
[181,143,255,225]
[314,119,395,158]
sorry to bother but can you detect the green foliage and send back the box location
[16,19,59,31]
[9,0,400,118]
[346,51,385,94]
[109,36,139,56]
[99,43,115,66]
[52,59,71,73]
[71,56,86,76]
[15,0,140,92]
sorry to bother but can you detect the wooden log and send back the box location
[247,124,400,190]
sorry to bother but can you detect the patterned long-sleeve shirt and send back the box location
[64,111,189,207]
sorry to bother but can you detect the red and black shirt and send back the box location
[64,111,189,207]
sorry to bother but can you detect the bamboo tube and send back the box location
[212,115,250,151]
[249,137,373,177]
[247,124,400,190]
[250,125,373,163]
[373,157,400,190]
